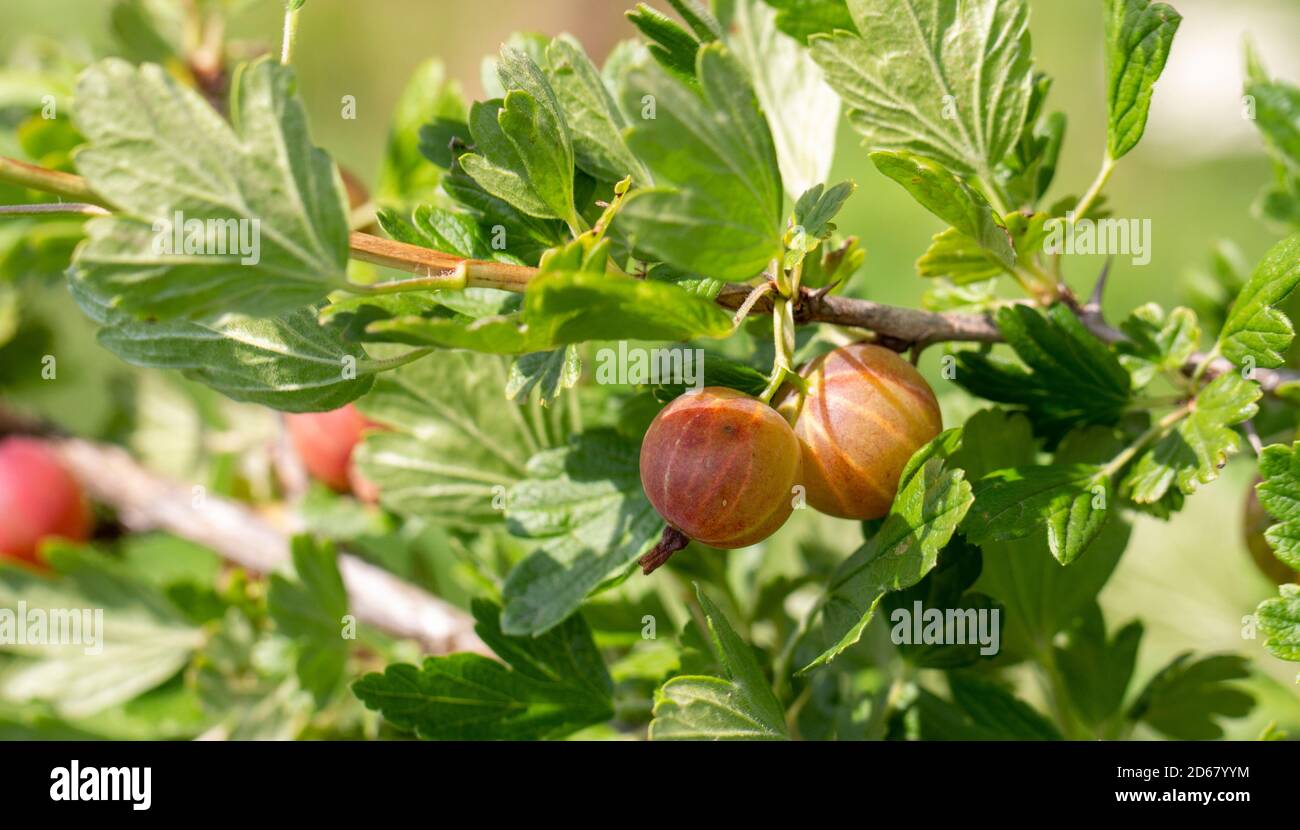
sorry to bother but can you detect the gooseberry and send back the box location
[639,387,802,549]
[0,436,93,566]
[780,343,942,520]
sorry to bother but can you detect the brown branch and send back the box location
[0,409,485,656]
[0,156,1293,390]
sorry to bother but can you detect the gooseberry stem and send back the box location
[639,526,690,574]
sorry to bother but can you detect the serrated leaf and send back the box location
[617,43,784,282]
[917,209,1048,283]
[70,58,350,320]
[1115,303,1199,387]
[545,35,648,184]
[812,0,1033,179]
[501,431,662,636]
[731,0,841,197]
[71,278,374,412]
[460,48,577,227]
[1128,653,1253,740]
[965,464,1111,565]
[792,181,856,244]
[442,155,568,263]
[1054,603,1142,732]
[955,304,1131,441]
[960,410,1131,658]
[1217,235,1300,369]
[1255,441,1300,571]
[1256,584,1300,663]
[353,352,556,528]
[913,673,1061,740]
[1124,373,1261,504]
[650,586,789,740]
[367,270,734,354]
[352,599,612,740]
[881,540,1000,669]
[0,546,202,718]
[800,431,973,672]
[1104,0,1182,160]
[267,536,349,706]
[761,0,855,43]
[627,3,703,83]
[507,346,581,406]
[871,150,1014,271]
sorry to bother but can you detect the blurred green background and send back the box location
[1,0,1297,735]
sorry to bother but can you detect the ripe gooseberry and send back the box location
[285,404,380,497]
[639,387,802,551]
[780,343,942,520]
[0,436,93,566]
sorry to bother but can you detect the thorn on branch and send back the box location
[1244,420,1264,457]
[1086,257,1114,313]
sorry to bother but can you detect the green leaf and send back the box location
[1104,0,1182,160]
[1256,584,1300,663]
[799,430,973,672]
[1128,653,1253,740]
[627,3,703,83]
[913,673,1061,740]
[792,181,856,244]
[965,464,1111,565]
[1217,235,1300,369]
[352,599,613,740]
[617,43,784,282]
[881,540,1000,669]
[650,585,789,740]
[955,304,1131,441]
[1245,52,1300,169]
[544,35,648,184]
[367,270,734,354]
[812,0,1033,179]
[1124,373,1261,504]
[651,352,768,402]
[442,156,568,263]
[760,0,855,43]
[506,346,581,406]
[460,48,577,227]
[353,353,556,528]
[268,536,349,706]
[1114,303,1199,387]
[1054,603,1142,732]
[917,209,1049,283]
[501,431,662,636]
[999,72,1065,207]
[110,0,183,64]
[960,410,1130,658]
[0,546,202,718]
[70,58,350,320]
[1255,441,1300,571]
[71,279,374,413]
[871,151,1014,271]
[378,59,467,205]
[731,0,841,197]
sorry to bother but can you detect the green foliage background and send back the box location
[0,0,1297,739]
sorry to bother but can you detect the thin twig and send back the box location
[0,202,109,216]
[0,408,484,655]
